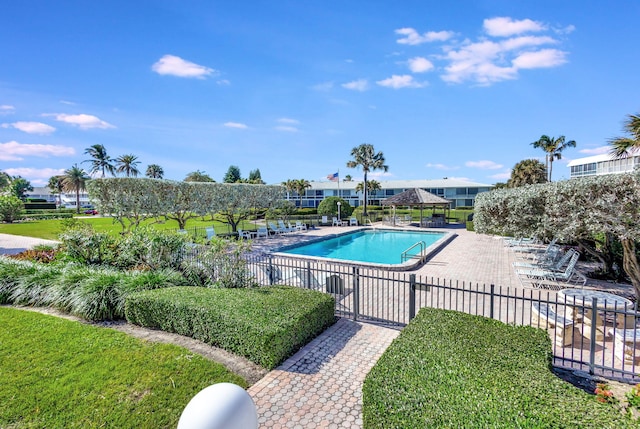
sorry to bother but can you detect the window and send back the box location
[456,188,467,195]
[385,189,395,196]
[467,188,478,195]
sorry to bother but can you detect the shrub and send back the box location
[317,196,353,217]
[466,220,475,231]
[363,308,635,428]
[180,238,254,288]
[0,195,24,223]
[125,286,336,369]
[58,223,115,265]
[113,226,188,270]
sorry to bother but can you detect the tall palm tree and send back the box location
[346,143,388,215]
[62,164,89,213]
[145,164,164,179]
[47,175,65,207]
[355,180,381,205]
[115,154,141,177]
[83,144,115,177]
[281,179,297,200]
[609,113,640,157]
[531,135,576,181]
[294,179,311,208]
[507,159,547,188]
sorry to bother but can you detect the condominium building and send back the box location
[567,153,640,178]
[285,179,492,209]
[26,187,92,208]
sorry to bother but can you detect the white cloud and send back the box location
[278,118,300,124]
[465,160,503,169]
[151,54,216,79]
[216,79,230,85]
[512,49,568,69]
[224,122,248,129]
[0,105,15,111]
[426,163,459,170]
[483,17,546,37]
[408,57,434,73]
[395,28,455,45]
[312,81,334,91]
[275,126,298,132]
[49,113,115,129]
[342,79,369,91]
[579,146,610,155]
[59,100,76,105]
[489,171,512,180]
[3,167,66,184]
[0,141,75,161]
[376,75,425,89]
[1,121,56,134]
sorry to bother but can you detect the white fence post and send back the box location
[177,383,258,429]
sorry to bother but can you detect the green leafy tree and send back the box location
[214,183,285,232]
[0,195,24,222]
[184,170,215,182]
[84,144,115,177]
[47,175,65,206]
[508,159,547,188]
[317,196,353,218]
[609,113,640,157]
[223,165,242,183]
[115,154,141,177]
[0,171,11,191]
[346,143,388,215]
[492,182,508,189]
[62,164,90,213]
[145,164,164,179]
[9,177,33,200]
[248,169,265,184]
[344,174,352,182]
[293,179,311,208]
[531,135,576,181]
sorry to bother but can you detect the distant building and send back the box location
[284,179,492,209]
[567,153,640,178]
[26,187,92,209]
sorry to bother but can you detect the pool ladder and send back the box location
[401,241,426,263]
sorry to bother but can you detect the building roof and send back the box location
[567,152,640,167]
[303,178,492,190]
[382,188,451,206]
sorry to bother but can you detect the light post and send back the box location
[336,201,342,223]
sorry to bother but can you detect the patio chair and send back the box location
[332,217,340,226]
[349,217,358,226]
[321,215,328,225]
[278,220,295,233]
[205,227,216,241]
[295,220,307,232]
[237,229,252,240]
[256,227,269,238]
[294,269,345,294]
[504,236,537,247]
[513,248,576,271]
[516,251,587,285]
[268,222,285,235]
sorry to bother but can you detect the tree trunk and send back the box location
[621,238,640,301]
[576,238,615,275]
[75,189,80,214]
[363,171,368,216]
[548,158,553,182]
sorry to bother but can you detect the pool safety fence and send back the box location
[185,248,640,382]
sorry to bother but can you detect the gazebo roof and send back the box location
[382,188,451,206]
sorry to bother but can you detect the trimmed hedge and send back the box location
[20,213,73,220]
[125,286,336,369]
[363,308,635,428]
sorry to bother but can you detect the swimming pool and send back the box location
[275,229,455,270]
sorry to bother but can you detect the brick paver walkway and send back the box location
[248,319,399,428]
[0,233,59,255]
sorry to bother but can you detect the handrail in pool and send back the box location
[401,240,426,262]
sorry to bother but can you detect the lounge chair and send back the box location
[278,220,295,233]
[349,217,358,226]
[256,227,269,238]
[514,248,576,270]
[295,221,307,232]
[321,215,328,225]
[294,269,345,294]
[237,229,253,239]
[516,251,587,285]
[332,217,340,226]
[268,222,286,235]
[205,227,216,241]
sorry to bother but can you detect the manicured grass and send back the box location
[0,217,260,240]
[363,308,635,428]
[0,307,247,428]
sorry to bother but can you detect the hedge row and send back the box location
[363,308,635,428]
[21,213,74,220]
[125,286,336,369]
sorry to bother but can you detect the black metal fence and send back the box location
[242,253,640,382]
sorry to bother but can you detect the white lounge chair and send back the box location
[256,227,269,238]
[516,251,587,285]
[514,248,576,271]
[349,217,358,226]
[268,222,285,235]
[294,269,345,294]
[332,217,340,226]
[278,220,295,233]
[295,221,307,232]
[237,229,253,239]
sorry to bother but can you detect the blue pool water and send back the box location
[279,229,447,265]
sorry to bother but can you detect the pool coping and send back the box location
[271,227,457,271]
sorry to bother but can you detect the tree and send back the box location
[531,135,576,181]
[84,144,115,177]
[214,183,285,232]
[223,165,242,183]
[317,196,353,218]
[281,179,296,197]
[9,177,33,200]
[115,154,141,177]
[0,195,24,223]
[492,182,508,189]
[346,143,388,216]
[248,169,265,184]
[48,175,65,207]
[355,179,381,194]
[0,171,11,191]
[184,170,215,182]
[62,164,90,213]
[609,113,640,157]
[293,179,311,208]
[508,159,547,188]
[145,164,164,179]
[344,174,352,182]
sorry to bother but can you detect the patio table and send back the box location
[558,289,634,340]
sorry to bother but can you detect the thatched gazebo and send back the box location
[382,188,451,227]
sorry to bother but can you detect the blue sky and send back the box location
[1,1,639,187]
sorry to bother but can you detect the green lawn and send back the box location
[0,307,247,428]
[0,216,261,240]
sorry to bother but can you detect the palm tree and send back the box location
[355,180,381,205]
[344,174,352,182]
[281,179,297,200]
[531,135,576,181]
[47,175,65,207]
[115,154,141,177]
[609,113,640,158]
[294,179,311,208]
[508,159,547,188]
[184,170,214,182]
[145,164,164,179]
[346,143,388,216]
[62,164,89,213]
[83,144,115,177]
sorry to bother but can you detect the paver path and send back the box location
[0,233,58,255]
[248,319,399,429]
